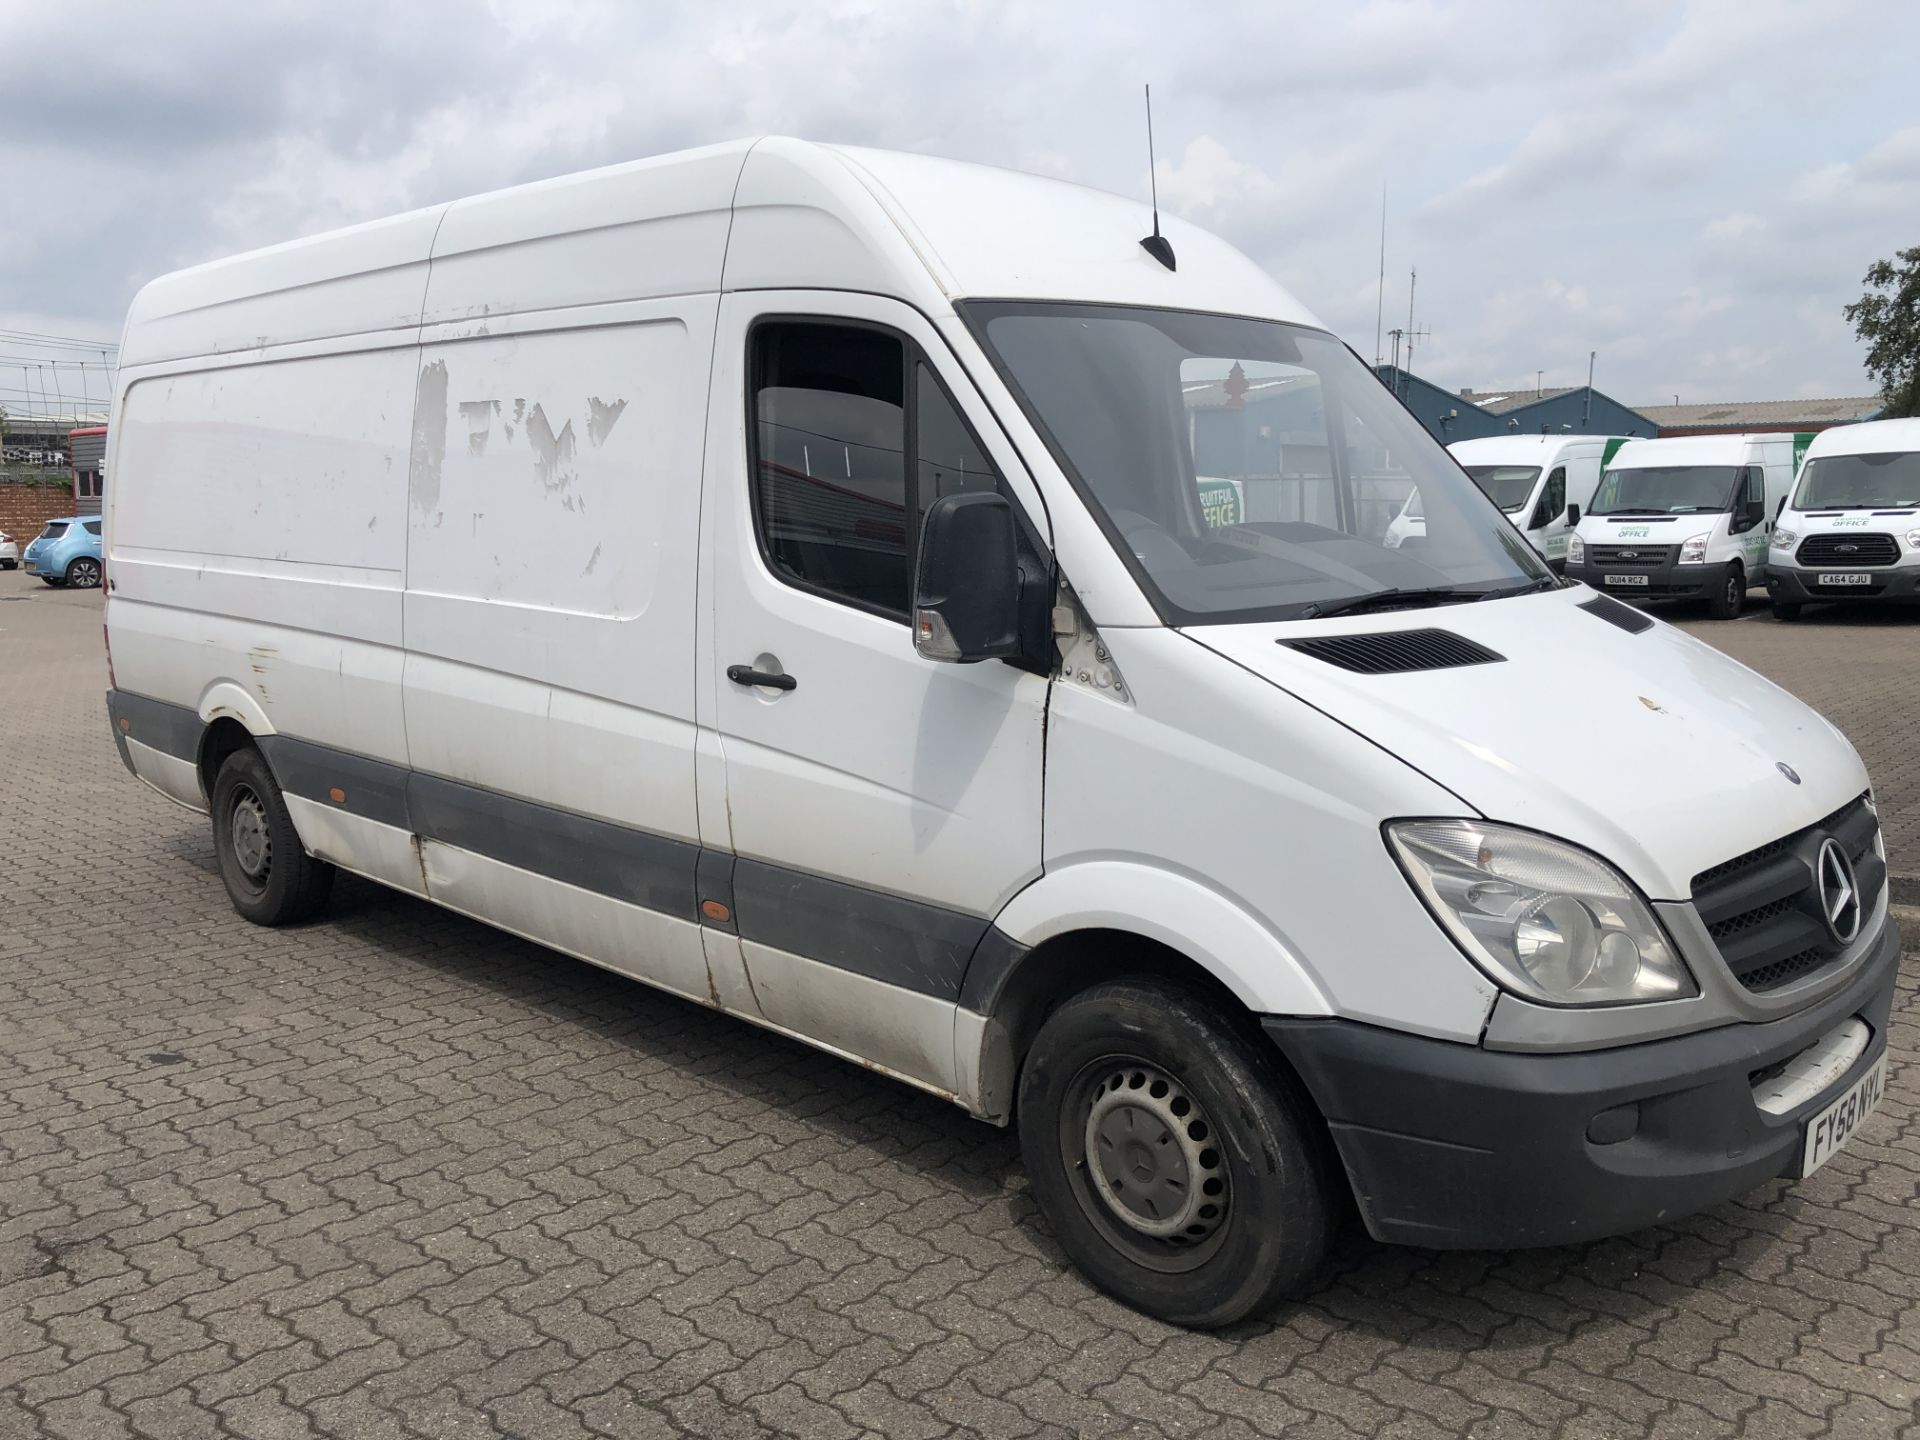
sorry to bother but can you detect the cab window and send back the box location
[747,320,1019,620]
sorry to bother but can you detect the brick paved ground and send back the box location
[3,569,1917,1439]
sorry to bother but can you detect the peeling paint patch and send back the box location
[527,403,578,493]
[586,396,628,448]
[410,360,449,514]
[459,399,499,456]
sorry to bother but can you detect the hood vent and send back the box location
[1578,594,1654,634]
[1279,628,1504,674]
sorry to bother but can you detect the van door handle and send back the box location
[727,665,797,691]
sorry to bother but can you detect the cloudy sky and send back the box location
[3,0,1915,413]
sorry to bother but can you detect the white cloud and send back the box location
[0,0,1914,409]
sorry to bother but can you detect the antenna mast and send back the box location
[1373,185,1386,366]
[1138,85,1176,271]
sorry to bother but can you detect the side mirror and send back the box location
[913,493,1020,663]
[1745,499,1766,530]
[1564,503,1581,529]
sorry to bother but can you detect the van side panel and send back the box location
[108,347,417,826]
[400,310,711,845]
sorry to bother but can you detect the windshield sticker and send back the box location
[1197,478,1245,527]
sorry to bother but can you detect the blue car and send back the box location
[22,516,104,588]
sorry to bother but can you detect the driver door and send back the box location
[698,291,1053,1096]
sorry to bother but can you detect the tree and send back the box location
[1844,248,1920,418]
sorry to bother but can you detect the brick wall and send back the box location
[0,484,80,550]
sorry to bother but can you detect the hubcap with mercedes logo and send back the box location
[1816,837,1860,945]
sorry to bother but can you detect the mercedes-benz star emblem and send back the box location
[1777,762,1801,784]
[1816,837,1861,945]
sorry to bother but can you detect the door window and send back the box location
[750,322,909,616]
[1530,467,1566,530]
[749,321,1017,620]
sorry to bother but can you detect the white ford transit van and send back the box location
[1565,432,1808,618]
[1766,418,1920,620]
[1445,433,1627,568]
[103,139,1898,1328]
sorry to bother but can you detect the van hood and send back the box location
[1184,586,1869,900]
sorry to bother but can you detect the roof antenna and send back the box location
[1139,85,1176,271]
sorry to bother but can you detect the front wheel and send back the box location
[65,556,101,588]
[211,747,335,925]
[1708,565,1745,620]
[1017,979,1335,1328]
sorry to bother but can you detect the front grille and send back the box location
[1588,544,1675,566]
[1690,794,1883,994]
[1795,533,1899,567]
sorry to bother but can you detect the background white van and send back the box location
[1565,432,1810,618]
[1445,433,1627,568]
[1766,417,1920,619]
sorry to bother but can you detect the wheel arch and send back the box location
[957,863,1333,1123]
[195,682,276,799]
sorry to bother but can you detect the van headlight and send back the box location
[1773,527,1797,550]
[1678,534,1709,564]
[1387,821,1696,1006]
[1906,528,1920,550]
[1567,532,1584,564]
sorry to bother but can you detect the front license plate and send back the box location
[1801,1051,1887,1177]
[1818,572,1872,585]
[1604,573,1649,587]
[22,561,34,573]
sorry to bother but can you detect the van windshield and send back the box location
[1589,466,1739,516]
[961,302,1548,624]
[1461,465,1539,513]
[1791,452,1920,511]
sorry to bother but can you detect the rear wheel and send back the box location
[65,556,101,588]
[1017,978,1335,1328]
[1771,599,1803,621]
[211,747,334,925]
[1708,564,1745,620]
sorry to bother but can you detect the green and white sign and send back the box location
[1197,477,1244,527]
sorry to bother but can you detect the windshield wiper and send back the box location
[1298,586,1484,620]
[1299,576,1556,620]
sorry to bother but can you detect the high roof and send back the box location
[119,137,1322,370]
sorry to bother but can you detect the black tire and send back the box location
[1771,599,1803,622]
[65,556,102,588]
[210,747,334,925]
[1017,978,1335,1328]
[1708,564,1745,620]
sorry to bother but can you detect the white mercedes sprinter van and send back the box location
[1766,418,1920,620]
[1445,433,1627,568]
[102,139,1897,1328]
[1565,432,1808,618]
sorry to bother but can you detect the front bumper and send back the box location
[1565,555,1739,602]
[1264,914,1900,1249]
[1767,564,1920,604]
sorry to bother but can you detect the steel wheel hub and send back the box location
[1083,1062,1228,1243]
[231,790,271,879]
